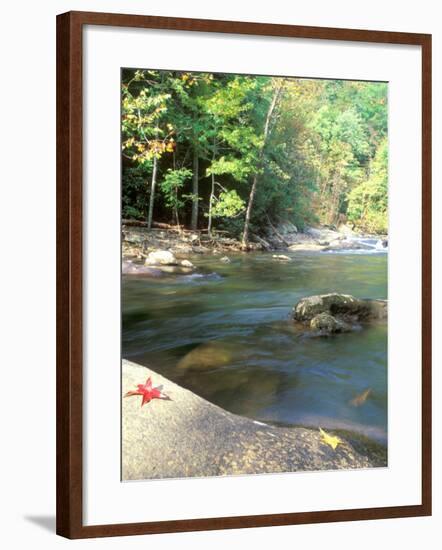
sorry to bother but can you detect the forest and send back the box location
[121,69,388,246]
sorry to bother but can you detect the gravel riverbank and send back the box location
[122,221,387,262]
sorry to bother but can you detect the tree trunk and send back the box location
[242,83,283,249]
[147,154,158,229]
[174,201,180,228]
[208,173,215,237]
[191,148,199,230]
[207,141,217,237]
[241,173,258,248]
[172,151,180,228]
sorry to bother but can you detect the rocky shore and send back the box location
[122,220,388,263]
[122,360,387,480]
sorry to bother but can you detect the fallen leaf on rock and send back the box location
[124,377,171,407]
[319,427,342,450]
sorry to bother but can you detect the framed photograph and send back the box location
[56,11,432,538]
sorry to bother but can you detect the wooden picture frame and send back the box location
[56,10,432,539]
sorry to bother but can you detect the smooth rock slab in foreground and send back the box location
[122,360,386,480]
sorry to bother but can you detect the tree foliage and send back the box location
[347,138,388,233]
[121,70,388,236]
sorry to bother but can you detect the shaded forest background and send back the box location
[121,69,388,245]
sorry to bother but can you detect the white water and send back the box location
[326,236,388,255]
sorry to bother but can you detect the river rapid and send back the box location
[122,246,388,444]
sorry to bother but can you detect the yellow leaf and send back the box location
[319,427,341,450]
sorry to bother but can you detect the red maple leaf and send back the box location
[124,377,170,407]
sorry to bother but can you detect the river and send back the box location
[122,247,388,444]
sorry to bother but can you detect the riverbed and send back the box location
[122,249,388,444]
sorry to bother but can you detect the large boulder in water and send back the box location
[293,293,387,323]
[145,250,178,266]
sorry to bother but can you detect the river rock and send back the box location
[323,239,372,252]
[305,226,343,242]
[293,293,387,324]
[289,242,326,252]
[170,244,193,255]
[220,256,231,263]
[144,249,178,266]
[123,232,145,244]
[154,265,194,274]
[122,261,164,277]
[310,313,352,335]
[277,222,298,235]
[337,223,356,237]
[122,260,137,274]
[192,245,210,254]
[177,341,234,371]
[272,254,291,261]
[180,259,195,269]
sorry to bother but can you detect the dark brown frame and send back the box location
[56,10,432,539]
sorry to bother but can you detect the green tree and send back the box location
[347,138,388,233]
[121,70,175,228]
[160,167,193,226]
[121,72,388,241]
[204,76,259,235]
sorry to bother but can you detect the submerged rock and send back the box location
[122,260,138,274]
[153,265,198,275]
[177,341,234,371]
[145,249,178,266]
[366,299,388,320]
[220,256,231,263]
[122,261,164,277]
[180,272,223,284]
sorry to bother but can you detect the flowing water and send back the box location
[122,249,388,444]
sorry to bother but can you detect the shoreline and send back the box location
[122,220,388,261]
[122,359,387,481]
